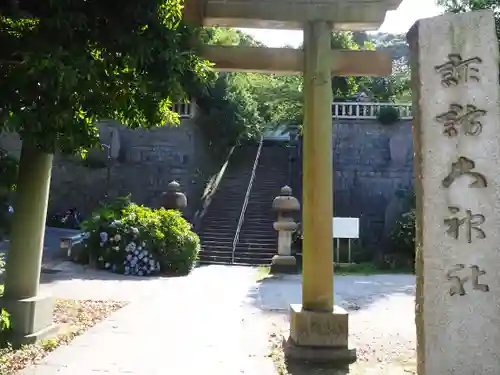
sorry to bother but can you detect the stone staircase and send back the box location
[234,142,289,264]
[197,141,290,265]
[197,145,258,264]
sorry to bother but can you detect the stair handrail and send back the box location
[231,137,264,264]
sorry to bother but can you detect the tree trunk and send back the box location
[4,142,53,299]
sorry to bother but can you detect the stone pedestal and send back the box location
[271,255,297,274]
[2,295,58,346]
[284,304,356,364]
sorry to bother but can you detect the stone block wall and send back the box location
[292,119,414,248]
[0,115,216,220]
[1,114,414,246]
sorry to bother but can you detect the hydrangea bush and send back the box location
[80,196,200,276]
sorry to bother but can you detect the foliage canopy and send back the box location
[0,0,211,154]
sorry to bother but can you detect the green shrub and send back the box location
[0,149,17,240]
[376,106,400,125]
[0,200,12,241]
[349,243,374,263]
[390,208,416,260]
[80,196,200,276]
[387,188,416,272]
[0,284,11,347]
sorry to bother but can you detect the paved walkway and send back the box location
[20,263,416,375]
[22,265,276,375]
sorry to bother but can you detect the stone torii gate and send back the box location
[184,0,401,364]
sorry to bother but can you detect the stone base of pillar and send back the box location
[283,304,357,365]
[2,294,58,347]
[270,255,298,274]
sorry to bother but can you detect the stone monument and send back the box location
[271,186,300,274]
[408,10,500,375]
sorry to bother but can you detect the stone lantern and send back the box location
[161,181,187,211]
[271,185,300,273]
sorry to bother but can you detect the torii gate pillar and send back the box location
[283,20,355,364]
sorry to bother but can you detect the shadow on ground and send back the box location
[38,262,221,284]
[282,361,351,375]
[247,272,415,313]
[277,360,416,375]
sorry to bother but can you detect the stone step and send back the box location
[236,245,275,252]
[239,226,274,232]
[243,216,274,221]
[199,234,234,241]
[200,246,232,254]
[241,220,274,224]
[239,232,276,239]
[244,210,274,215]
[198,256,271,266]
[198,228,235,235]
[238,236,275,242]
[201,216,241,223]
[200,233,234,239]
[200,227,237,233]
[202,218,240,223]
[243,220,274,224]
[201,239,233,249]
[203,208,243,213]
[200,248,272,259]
[233,256,272,265]
[198,254,233,263]
[239,225,274,230]
[212,192,247,197]
[238,238,276,245]
[237,239,276,245]
[201,211,241,216]
[201,218,239,224]
[238,239,275,245]
[199,229,236,236]
[241,225,274,229]
[199,223,237,230]
[202,209,242,215]
[196,259,232,266]
[238,233,276,240]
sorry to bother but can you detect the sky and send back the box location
[237,0,443,47]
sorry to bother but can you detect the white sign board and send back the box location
[332,217,359,239]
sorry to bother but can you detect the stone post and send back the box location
[283,21,356,365]
[2,144,58,345]
[271,186,300,274]
[408,10,500,375]
[161,181,187,211]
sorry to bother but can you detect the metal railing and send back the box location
[332,102,412,120]
[192,146,236,230]
[231,137,264,264]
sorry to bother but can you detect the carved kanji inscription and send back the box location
[446,264,489,296]
[435,53,482,87]
[444,206,486,243]
[442,156,487,188]
[435,104,487,137]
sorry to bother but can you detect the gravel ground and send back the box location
[252,274,417,375]
[0,299,126,375]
